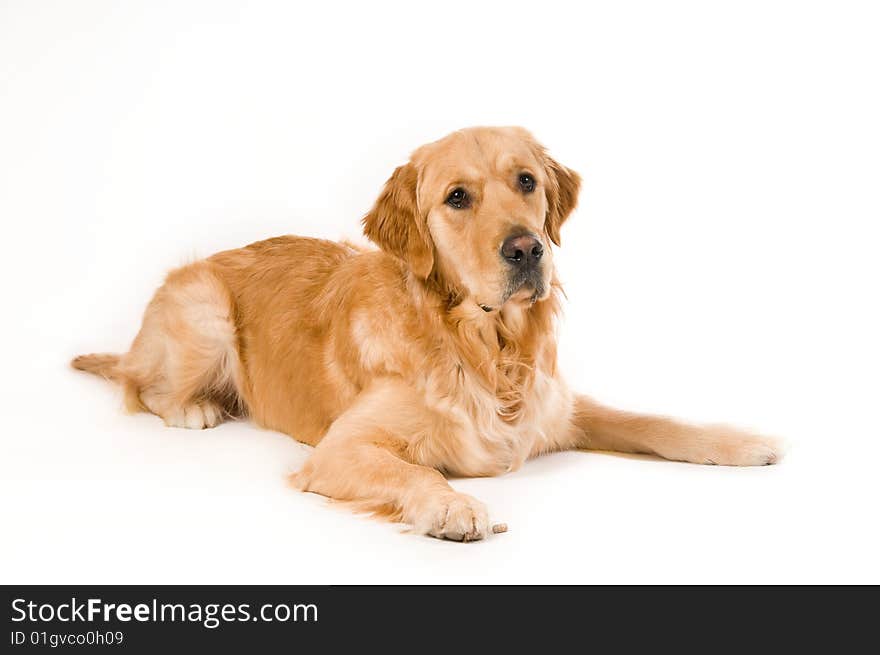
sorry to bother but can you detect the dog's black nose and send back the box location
[501,234,543,267]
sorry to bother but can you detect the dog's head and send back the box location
[363,126,581,310]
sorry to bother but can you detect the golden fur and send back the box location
[73,127,783,541]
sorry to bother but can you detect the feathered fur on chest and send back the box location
[402,288,564,475]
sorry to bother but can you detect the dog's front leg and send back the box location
[567,394,784,466]
[291,386,489,541]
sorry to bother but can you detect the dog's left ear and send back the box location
[542,153,582,247]
[362,162,434,279]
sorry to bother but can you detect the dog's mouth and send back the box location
[480,268,546,312]
[504,267,545,303]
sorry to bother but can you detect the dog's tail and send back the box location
[71,352,143,412]
[71,352,122,379]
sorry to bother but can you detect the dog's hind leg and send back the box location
[75,261,244,429]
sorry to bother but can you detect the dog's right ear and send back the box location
[362,163,434,279]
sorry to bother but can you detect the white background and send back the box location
[1,0,878,584]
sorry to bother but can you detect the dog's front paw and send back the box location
[414,492,489,542]
[689,426,786,466]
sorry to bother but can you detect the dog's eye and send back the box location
[445,187,470,209]
[518,173,536,193]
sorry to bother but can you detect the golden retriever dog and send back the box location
[73,126,783,541]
